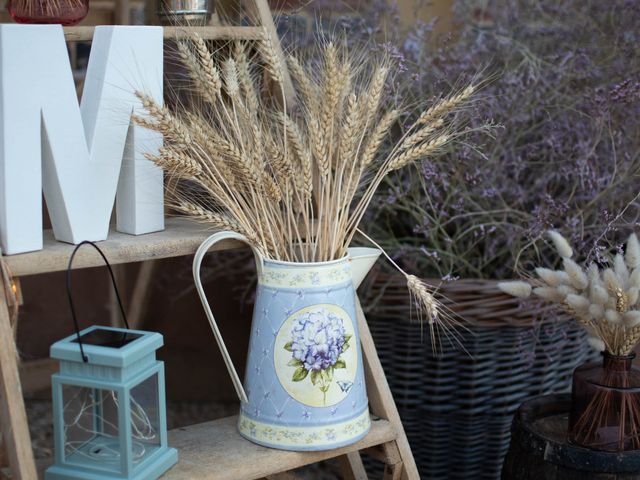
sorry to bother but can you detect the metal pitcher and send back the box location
[193,231,381,450]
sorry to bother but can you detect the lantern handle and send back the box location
[67,240,130,363]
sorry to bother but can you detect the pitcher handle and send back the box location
[193,231,263,404]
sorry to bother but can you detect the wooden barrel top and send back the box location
[503,394,640,478]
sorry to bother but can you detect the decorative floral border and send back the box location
[238,409,370,448]
[260,262,352,288]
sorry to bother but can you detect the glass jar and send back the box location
[7,0,89,26]
[158,0,211,26]
[569,352,640,451]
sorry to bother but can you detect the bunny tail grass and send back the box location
[497,281,532,298]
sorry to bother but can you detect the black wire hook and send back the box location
[66,241,130,363]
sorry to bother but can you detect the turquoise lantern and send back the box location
[45,242,177,480]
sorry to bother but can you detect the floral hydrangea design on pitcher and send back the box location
[285,308,352,406]
[274,303,358,410]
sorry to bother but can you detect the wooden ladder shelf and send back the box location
[0,220,419,479]
[0,6,418,478]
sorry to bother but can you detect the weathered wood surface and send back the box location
[127,260,160,330]
[502,394,640,480]
[356,301,419,480]
[242,0,295,106]
[3,218,242,277]
[339,451,368,480]
[0,274,37,479]
[63,25,265,42]
[162,415,396,480]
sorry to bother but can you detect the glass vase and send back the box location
[7,0,89,26]
[569,352,640,451]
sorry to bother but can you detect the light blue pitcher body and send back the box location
[193,232,380,451]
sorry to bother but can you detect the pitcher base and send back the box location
[237,408,371,451]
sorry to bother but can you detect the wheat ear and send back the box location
[406,275,439,324]
[359,65,390,122]
[320,42,341,156]
[417,85,475,125]
[175,201,266,249]
[192,34,222,96]
[338,93,360,165]
[175,201,241,230]
[134,92,192,148]
[288,55,319,113]
[258,28,284,86]
[266,136,294,181]
[234,42,260,114]
[145,148,202,178]
[309,116,329,176]
[387,134,450,171]
[222,59,240,97]
[359,109,400,168]
[399,119,445,150]
[282,116,312,195]
[620,326,640,355]
[176,41,219,105]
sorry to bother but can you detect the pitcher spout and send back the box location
[347,247,382,288]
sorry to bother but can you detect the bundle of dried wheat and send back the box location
[500,232,640,355]
[134,31,475,331]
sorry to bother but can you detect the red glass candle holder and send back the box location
[7,0,89,26]
[569,352,640,451]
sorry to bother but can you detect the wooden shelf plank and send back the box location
[4,218,242,277]
[28,415,395,479]
[63,25,265,42]
[163,415,395,480]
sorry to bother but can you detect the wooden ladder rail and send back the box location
[357,301,419,480]
[0,255,38,479]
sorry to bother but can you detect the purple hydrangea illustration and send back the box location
[284,308,351,405]
[291,310,345,370]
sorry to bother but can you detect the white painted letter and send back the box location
[0,25,164,254]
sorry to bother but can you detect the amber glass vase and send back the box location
[7,0,89,26]
[569,352,640,451]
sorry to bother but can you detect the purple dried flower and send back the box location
[284,0,640,279]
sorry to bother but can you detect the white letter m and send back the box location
[0,25,164,254]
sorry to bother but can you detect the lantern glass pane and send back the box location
[130,373,161,468]
[62,385,122,473]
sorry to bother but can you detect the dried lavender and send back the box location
[302,0,640,279]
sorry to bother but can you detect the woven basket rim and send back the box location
[362,272,568,329]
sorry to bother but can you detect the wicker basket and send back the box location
[362,274,598,480]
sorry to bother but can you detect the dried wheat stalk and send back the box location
[135,35,476,328]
